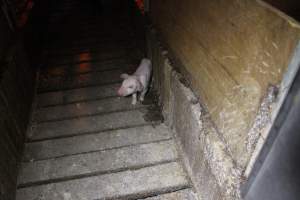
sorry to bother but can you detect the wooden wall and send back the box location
[0,1,37,199]
[149,0,300,168]
[0,42,36,200]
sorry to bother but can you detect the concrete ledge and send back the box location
[170,71,241,200]
[147,30,242,200]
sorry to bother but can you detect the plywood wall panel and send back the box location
[150,0,300,167]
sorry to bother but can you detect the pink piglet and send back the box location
[118,58,152,105]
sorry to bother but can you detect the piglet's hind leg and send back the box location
[139,89,147,102]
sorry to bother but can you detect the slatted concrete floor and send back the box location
[16,0,197,199]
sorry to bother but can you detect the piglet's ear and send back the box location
[120,73,129,79]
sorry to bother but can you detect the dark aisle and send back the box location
[15,0,197,199]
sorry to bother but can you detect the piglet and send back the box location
[118,58,152,105]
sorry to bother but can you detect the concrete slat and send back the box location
[40,59,136,77]
[44,42,135,61]
[17,162,189,200]
[44,42,136,58]
[29,109,159,141]
[38,69,129,93]
[34,97,150,122]
[37,83,120,107]
[24,125,172,161]
[44,48,136,67]
[19,140,178,185]
[141,189,198,200]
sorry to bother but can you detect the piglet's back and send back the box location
[134,58,152,76]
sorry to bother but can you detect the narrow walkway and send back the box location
[17,1,196,199]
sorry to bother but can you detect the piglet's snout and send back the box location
[117,88,123,96]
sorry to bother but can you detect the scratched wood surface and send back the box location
[149,0,300,167]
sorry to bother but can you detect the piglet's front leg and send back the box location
[139,88,147,102]
[132,93,137,105]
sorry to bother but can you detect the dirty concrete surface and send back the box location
[16,0,198,199]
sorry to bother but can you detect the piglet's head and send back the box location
[117,73,143,96]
